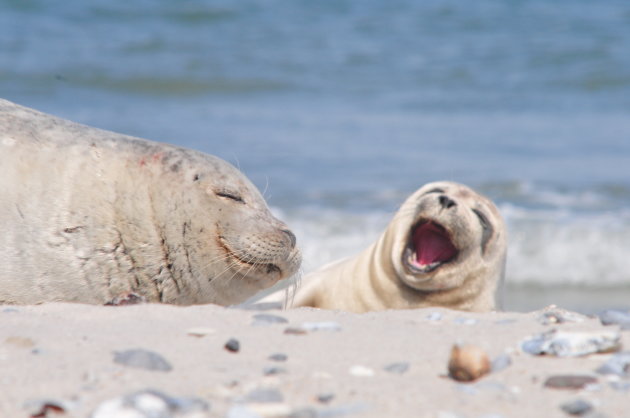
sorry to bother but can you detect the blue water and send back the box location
[2,0,630,311]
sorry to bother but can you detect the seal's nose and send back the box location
[282,229,297,249]
[439,195,457,209]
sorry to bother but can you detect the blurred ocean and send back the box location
[2,0,629,312]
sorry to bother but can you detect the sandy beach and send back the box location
[2,302,629,418]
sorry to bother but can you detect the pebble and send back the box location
[284,327,308,335]
[268,353,288,362]
[543,375,598,390]
[92,389,209,418]
[225,339,241,353]
[251,314,289,326]
[595,351,630,377]
[245,388,284,403]
[349,365,375,377]
[491,354,512,373]
[226,405,262,418]
[453,317,478,326]
[383,362,410,374]
[560,399,593,416]
[609,381,630,392]
[598,309,630,328]
[426,312,443,321]
[300,321,342,332]
[113,349,173,372]
[263,366,287,376]
[448,344,490,382]
[538,307,587,325]
[521,329,621,357]
[186,327,216,338]
[316,393,335,404]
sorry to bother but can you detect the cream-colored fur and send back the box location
[0,99,300,305]
[288,181,506,313]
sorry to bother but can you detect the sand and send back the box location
[1,302,629,418]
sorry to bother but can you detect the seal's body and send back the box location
[0,99,301,305]
[289,182,507,312]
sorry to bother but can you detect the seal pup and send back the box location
[0,99,301,305]
[287,181,506,312]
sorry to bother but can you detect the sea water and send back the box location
[2,0,629,312]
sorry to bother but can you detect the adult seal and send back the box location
[0,99,301,305]
[287,181,506,312]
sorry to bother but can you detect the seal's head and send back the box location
[145,150,302,305]
[390,181,506,294]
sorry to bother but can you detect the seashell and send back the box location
[521,329,621,357]
[448,344,490,382]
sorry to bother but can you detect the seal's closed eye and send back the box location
[216,190,245,204]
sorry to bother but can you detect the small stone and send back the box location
[268,353,288,362]
[186,327,216,338]
[491,354,512,373]
[560,399,593,416]
[316,393,335,404]
[287,407,318,418]
[263,366,287,376]
[453,317,478,325]
[92,389,209,417]
[539,308,587,325]
[245,388,284,403]
[113,349,172,372]
[300,321,342,332]
[543,375,598,390]
[251,314,289,326]
[226,404,260,418]
[5,336,35,348]
[349,365,374,377]
[448,344,490,382]
[284,327,308,335]
[426,312,443,321]
[225,338,240,353]
[610,381,630,392]
[598,310,630,327]
[384,362,410,374]
[595,351,630,377]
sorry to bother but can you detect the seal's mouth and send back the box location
[404,221,458,274]
[217,236,282,278]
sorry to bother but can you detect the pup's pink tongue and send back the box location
[413,222,457,265]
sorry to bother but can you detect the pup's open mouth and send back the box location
[404,221,458,274]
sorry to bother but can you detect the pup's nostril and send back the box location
[439,195,457,209]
